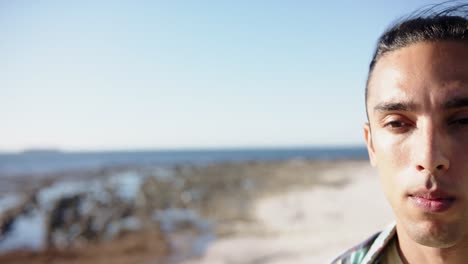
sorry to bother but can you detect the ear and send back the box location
[364,123,377,167]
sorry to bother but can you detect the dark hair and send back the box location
[365,1,468,118]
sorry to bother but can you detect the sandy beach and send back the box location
[182,160,393,264]
[0,159,394,264]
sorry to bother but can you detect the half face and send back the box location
[365,41,468,248]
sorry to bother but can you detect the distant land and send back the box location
[20,148,64,154]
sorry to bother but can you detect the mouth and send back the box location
[408,190,456,213]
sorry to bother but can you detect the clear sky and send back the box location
[1,0,440,151]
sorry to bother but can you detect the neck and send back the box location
[396,225,468,264]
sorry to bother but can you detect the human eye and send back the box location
[382,116,412,133]
[449,117,468,126]
[385,120,408,128]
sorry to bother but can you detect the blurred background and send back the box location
[0,1,439,263]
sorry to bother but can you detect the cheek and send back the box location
[373,132,409,173]
[447,151,468,187]
[373,133,410,205]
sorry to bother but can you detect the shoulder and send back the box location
[330,222,397,264]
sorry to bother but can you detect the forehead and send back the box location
[367,41,468,110]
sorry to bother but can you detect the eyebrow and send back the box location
[443,97,468,110]
[373,101,418,113]
[373,97,468,113]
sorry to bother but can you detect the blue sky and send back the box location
[1,0,439,151]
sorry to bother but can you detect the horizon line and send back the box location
[0,144,368,154]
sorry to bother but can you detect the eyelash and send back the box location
[383,118,468,132]
[384,120,411,130]
[450,118,468,126]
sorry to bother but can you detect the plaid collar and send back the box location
[331,222,396,264]
[361,222,396,263]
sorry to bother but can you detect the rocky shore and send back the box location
[0,159,392,263]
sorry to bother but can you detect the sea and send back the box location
[0,146,368,177]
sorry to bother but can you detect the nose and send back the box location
[414,122,450,175]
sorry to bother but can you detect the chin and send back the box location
[404,218,464,248]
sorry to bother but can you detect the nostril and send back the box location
[415,161,449,172]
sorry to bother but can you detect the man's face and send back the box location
[364,41,468,248]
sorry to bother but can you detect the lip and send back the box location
[408,189,456,213]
